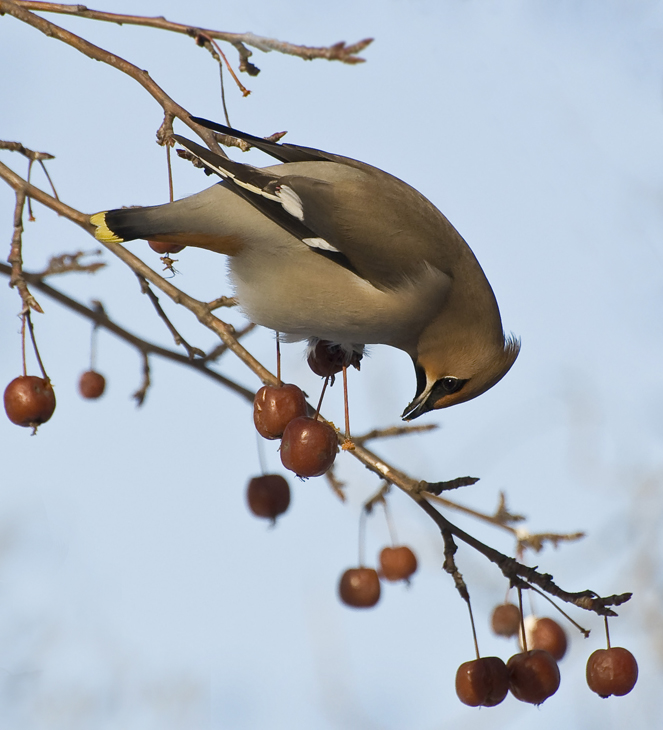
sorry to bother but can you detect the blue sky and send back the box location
[1,2,662,728]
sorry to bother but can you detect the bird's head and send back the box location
[401,329,520,420]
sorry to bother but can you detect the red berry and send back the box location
[307,340,361,379]
[79,370,106,399]
[246,474,291,522]
[455,657,510,707]
[148,240,185,254]
[507,650,560,705]
[524,616,568,661]
[338,567,381,608]
[280,416,337,478]
[379,546,418,582]
[586,647,638,698]
[491,603,521,637]
[4,375,56,430]
[253,384,307,440]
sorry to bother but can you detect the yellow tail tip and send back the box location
[90,212,124,243]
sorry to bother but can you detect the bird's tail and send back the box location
[90,205,168,244]
[90,188,248,256]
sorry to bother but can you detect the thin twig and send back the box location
[10,2,373,67]
[324,466,346,502]
[207,295,238,310]
[0,141,59,215]
[136,273,205,359]
[7,188,43,313]
[202,323,256,363]
[363,482,390,514]
[418,476,479,495]
[442,527,470,603]
[34,249,105,277]
[0,2,225,154]
[0,140,55,162]
[353,423,438,445]
[427,491,585,551]
[0,262,255,403]
[133,352,151,406]
[196,32,250,97]
[417,497,630,617]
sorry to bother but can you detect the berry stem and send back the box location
[382,497,399,547]
[467,599,481,661]
[604,616,611,649]
[275,332,282,386]
[20,312,27,377]
[342,364,352,444]
[166,143,174,203]
[314,376,329,420]
[518,586,528,652]
[526,581,590,638]
[358,505,367,568]
[26,311,49,380]
[255,430,268,476]
[89,322,99,371]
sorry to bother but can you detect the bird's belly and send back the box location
[230,255,450,351]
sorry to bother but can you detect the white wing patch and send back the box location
[303,237,340,253]
[176,140,343,249]
[277,185,304,220]
[235,178,279,201]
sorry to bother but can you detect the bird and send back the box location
[91,117,519,419]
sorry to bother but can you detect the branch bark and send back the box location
[0,261,256,402]
[9,1,373,68]
[0,0,224,153]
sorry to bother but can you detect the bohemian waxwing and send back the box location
[91,117,519,419]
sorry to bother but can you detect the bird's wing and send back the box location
[190,116,344,164]
[172,134,363,278]
[174,130,464,290]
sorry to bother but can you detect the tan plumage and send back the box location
[91,118,519,418]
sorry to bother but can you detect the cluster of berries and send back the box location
[455,602,637,707]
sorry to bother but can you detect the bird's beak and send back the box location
[401,381,435,421]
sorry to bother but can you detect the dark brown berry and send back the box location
[280,416,337,478]
[338,567,381,608]
[586,647,638,698]
[246,474,290,522]
[253,384,307,440]
[507,650,560,705]
[491,602,521,637]
[307,340,362,379]
[455,657,510,707]
[379,546,418,582]
[4,375,56,429]
[79,370,106,399]
[148,240,185,254]
[524,616,568,661]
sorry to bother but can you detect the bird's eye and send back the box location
[438,377,465,395]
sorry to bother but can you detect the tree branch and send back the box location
[0,0,224,153]
[415,497,630,617]
[9,2,373,68]
[0,261,256,403]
